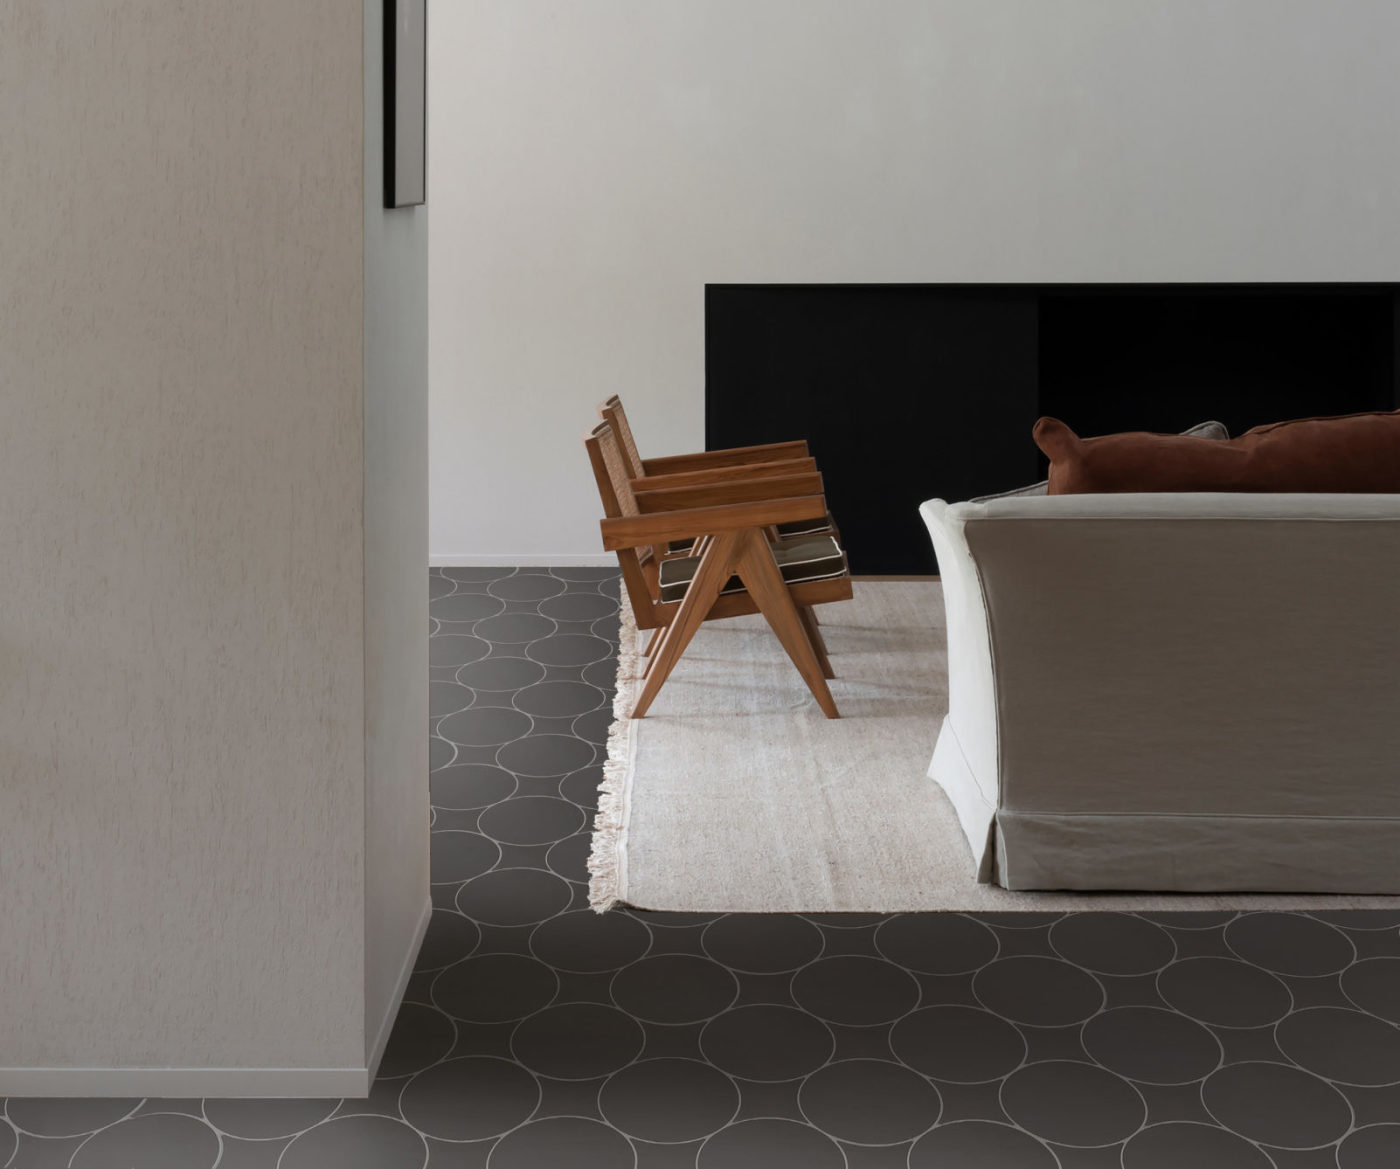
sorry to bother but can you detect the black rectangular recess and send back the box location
[706,283,1400,575]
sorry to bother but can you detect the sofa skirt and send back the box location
[929,716,1400,894]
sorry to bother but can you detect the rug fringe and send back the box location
[588,597,640,912]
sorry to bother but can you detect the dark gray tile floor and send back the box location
[6,566,1400,1168]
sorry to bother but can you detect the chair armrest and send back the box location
[639,440,809,475]
[600,495,829,551]
[634,472,824,513]
[631,457,817,492]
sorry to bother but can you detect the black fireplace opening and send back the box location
[706,283,1400,575]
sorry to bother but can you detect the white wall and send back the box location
[429,0,1400,563]
[0,1,427,1096]
[363,0,432,1077]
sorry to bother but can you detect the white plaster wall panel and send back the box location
[362,0,433,1062]
[0,2,367,1069]
[428,0,1400,561]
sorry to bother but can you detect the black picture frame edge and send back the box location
[383,0,426,210]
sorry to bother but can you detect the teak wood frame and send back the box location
[601,393,810,481]
[597,391,841,653]
[599,391,838,617]
[585,421,850,718]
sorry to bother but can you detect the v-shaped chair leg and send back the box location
[798,605,835,679]
[631,530,741,719]
[642,621,674,678]
[731,529,840,718]
[642,535,711,679]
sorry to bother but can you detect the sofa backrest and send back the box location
[930,493,1400,820]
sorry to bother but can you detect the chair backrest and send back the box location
[584,421,658,626]
[600,395,645,480]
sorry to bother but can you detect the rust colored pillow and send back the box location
[1034,410,1400,495]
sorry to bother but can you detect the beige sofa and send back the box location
[920,491,1400,893]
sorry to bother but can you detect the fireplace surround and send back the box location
[706,284,1400,574]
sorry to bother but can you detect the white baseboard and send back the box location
[0,899,434,1099]
[365,896,432,1084]
[431,553,615,567]
[0,1064,368,1099]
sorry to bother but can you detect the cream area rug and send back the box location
[589,581,1400,913]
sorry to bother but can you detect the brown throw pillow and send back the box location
[974,420,1228,501]
[1034,410,1400,495]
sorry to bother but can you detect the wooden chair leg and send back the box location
[640,628,659,656]
[632,531,741,719]
[642,620,674,678]
[643,534,711,676]
[731,530,840,718]
[798,605,835,679]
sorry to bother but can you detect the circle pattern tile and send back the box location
[12,567,1400,1169]
[1342,957,1400,1025]
[798,1059,940,1144]
[973,956,1104,1027]
[70,1114,222,1169]
[1049,911,1176,974]
[398,1057,539,1141]
[530,908,652,973]
[909,1121,1057,1168]
[599,1058,739,1143]
[701,914,825,973]
[1081,1006,1222,1085]
[697,1119,845,1169]
[611,954,740,1024]
[891,1005,1026,1083]
[790,955,920,1025]
[486,1116,635,1169]
[1000,1060,1146,1147]
[1275,1007,1400,1086]
[1339,1125,1400,1169]
[1122,1122,1273,1169]
[1201,1061,1352,1149]
[511,1003,646,1080]
[430,953,559,1023]
[1157,956,1293,1028]
[1224,911,1355,976]
[874,912,998,974]
[700,1005,835,1082]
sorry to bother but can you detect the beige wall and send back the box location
[428,0,1400,563]
[0,0,427,1095]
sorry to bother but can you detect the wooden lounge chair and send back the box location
[599,394,837,547]
[585,420,852,718]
